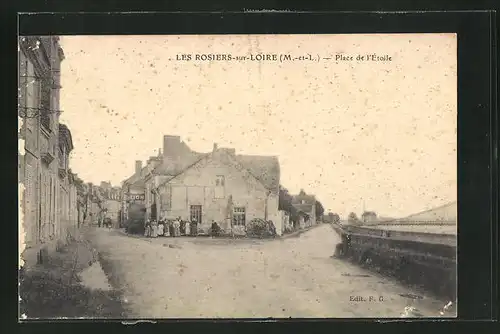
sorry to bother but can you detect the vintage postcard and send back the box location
[18,34,457,319]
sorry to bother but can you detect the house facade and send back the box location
[57,124,77,239]
[99,181,122,227]
[121,161,147,224]
[120,135,280,235]
[291,190,317,228]
[155,144,280,235]
[18,36,80,268]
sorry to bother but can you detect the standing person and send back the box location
[173,217,181,237]
[157,219,164,237]
[180,220,186,236]
[168,220,174,237]
[185,218,191,237]
[144,219,150,237]
[211,220,220,238]
[191,217,198,236]
[165,219,170,237]
[151,219,158,238]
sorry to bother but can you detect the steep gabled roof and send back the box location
[122,169,146,188]
[291,192,316,205]
[157,149,280,192]
[234,154,280,191]
[293,203,315,214]
[152,151,205,176]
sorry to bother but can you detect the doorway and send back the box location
[151,203,157,221]
[190,205,202,224]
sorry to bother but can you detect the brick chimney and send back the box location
[213,143,218,152]
[135,160,142,175]
[163,135,181,158]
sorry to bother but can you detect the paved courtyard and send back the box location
[87,224,452,318]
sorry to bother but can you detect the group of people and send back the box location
[144,217,198,238]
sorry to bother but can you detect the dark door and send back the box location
[190,205,202,225]
[151,204,157,220]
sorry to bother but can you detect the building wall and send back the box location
[19,49,42,247]
[144,177,154,221]
[157,151,279,233]
[123,183,146,222]
[19,36,80,268]
[312,202,317,223]
[105,199,121,223]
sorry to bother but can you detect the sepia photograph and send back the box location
[18,33,457,319]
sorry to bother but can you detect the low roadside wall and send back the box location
[331,223,457,300]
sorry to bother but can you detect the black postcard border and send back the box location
[7,9,498,330]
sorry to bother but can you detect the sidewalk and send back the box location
[19,228,127,319]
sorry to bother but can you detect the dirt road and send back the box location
[88,224,453,318]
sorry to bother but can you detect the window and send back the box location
[233,207,246,226]
[214,175,225,199]
[190,205,202,224]
[40,79,51,130]
[215,175,225,186]
[58,147,65,169]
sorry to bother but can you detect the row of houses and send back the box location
[95,181,122,227]
[18,36,83,268]
[121,135,282,235]
[120,135,324,236]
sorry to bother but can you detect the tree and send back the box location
[278,185,293,211]
[327,212,340,223]
[279,185,298,223]
[348,212,359,224]
[315,200,325,220]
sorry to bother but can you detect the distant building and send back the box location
[291,190,317,228]
[361,211,377,224]
[121,160,147,225]
[324,212,340,223]
[99,182,122,227]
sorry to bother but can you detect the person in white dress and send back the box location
[151,219,158,238]
[157,219,164,236]
[185,219,191,236]
[173,217,181,237]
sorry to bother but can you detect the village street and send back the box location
[87,224,448,318]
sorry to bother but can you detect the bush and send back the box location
[246,219,276,238]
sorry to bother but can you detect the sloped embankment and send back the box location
[19,233,127,319]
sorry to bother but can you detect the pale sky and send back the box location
[59,34,457,219]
